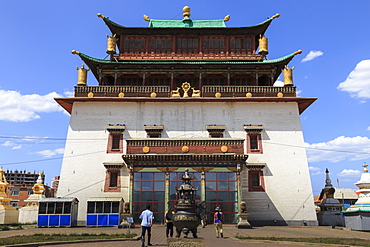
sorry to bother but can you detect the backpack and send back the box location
[215,212,222,223]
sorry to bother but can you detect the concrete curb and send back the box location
[2,236,141,247]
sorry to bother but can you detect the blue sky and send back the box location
[1,1,370,196]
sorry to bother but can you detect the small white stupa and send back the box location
[0,167,19,224]
[18,172,46,224]
[343,162,370,230]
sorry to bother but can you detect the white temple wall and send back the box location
[57,101,317,224]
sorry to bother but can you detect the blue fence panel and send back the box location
[49,215,60,226]
[108,214,120,225]
[60,215,71,226]
[86,215,98,226]
[38,215,48,227]
[97,214,108,226]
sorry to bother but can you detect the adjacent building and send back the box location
[56,6,318,226]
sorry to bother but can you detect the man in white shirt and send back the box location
[139,204,154,246]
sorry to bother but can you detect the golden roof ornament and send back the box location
[282,65,295,87]
[272,13,280,19]
[183,6,191,19]
[143,14,151,21]
[106,34,118,54]
[76,64,90,87]
[224,14,230,22]
[258,34,268,56]
[294,50,303,55]
[97,13,105,19]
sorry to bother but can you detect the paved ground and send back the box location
[2,224,370,247]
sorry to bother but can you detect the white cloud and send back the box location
[0,90,67,122]
[306,136,370,163]
[337,59,370,99]
[301,50,323,62]
[309,166,321,171]
[34,148,64,157]
[337,169,361,177]
[273,80,284,87]
[367,126,370,131]
[309,166,323,176]
[1,141,22,150]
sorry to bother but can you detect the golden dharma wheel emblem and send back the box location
[277,92,283,97]
[118,92,125,97]
[221,146,228,153]
[143,146,150,153]
[215,92,221,98]
[88,92,94,97]
[246,92,252,97]
[150,92,157,98]
[182,146,189,153]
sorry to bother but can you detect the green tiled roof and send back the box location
[78,53,296,65]
[149,19,226,28]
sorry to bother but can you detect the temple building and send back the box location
[56,6,318,226]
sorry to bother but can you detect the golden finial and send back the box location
[183,6,191,19]
[294,50,302,55]
[71,50,80,55]
[97,13,105,19]
[363,162,368,173]
[272,13,280,19]
[143,14,151,21]
[224,14,230,22]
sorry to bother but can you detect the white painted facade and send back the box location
[57,100,317,225]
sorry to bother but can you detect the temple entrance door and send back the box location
[205,172,238,224]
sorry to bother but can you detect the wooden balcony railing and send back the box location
[74,86,170,97]
[202,86,296,97]
[74,86,296,98]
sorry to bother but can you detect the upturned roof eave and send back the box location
[102,16,273,36]
[76,52,296,82]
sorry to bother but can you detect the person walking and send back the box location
[139,204,154,247]
[214,206,224,238]
[165,209,174,238]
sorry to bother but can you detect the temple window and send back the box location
[248,170,265,191]
[203,37,225,55]
[144,125,164,138]
[106,124,125,153]
[246,165,265,192]
[176,37,199,55]
[229,36,252,55]
[119,74,142,86]
[103,164,123,192]
[122,36,145,55]
[146,74,171,86]
[244,125,264,154]
[149,37,172,55]
[258,75,270,86]
[203,74,226,86]
[230,74,254,86]
[206,125,226,138]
